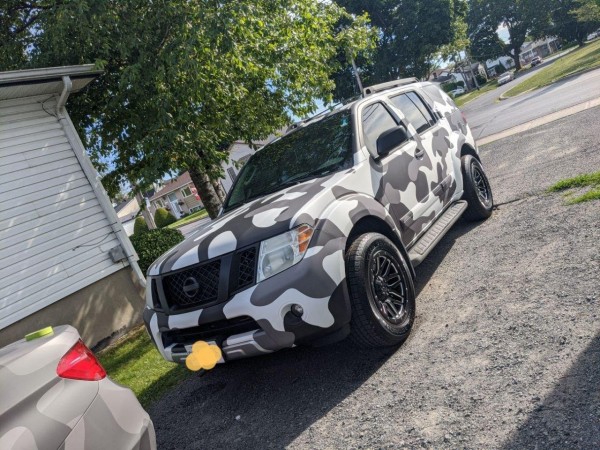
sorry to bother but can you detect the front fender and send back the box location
[312,193,401,248]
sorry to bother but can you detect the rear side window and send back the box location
[361,102,398,154]
[389,93,434,133]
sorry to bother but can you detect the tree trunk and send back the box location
[212,179,227,203]
[189,166,222,219]
[135,192,156,229]
[512,48,522,71]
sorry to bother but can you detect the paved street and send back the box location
[463,66,600,140]
[149,101,600,448]
[176,217,211,237]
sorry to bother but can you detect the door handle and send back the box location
[414,148,425,159]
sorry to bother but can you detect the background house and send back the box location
[114,197,140,236]
[150,171,203,218]
[520,37,561,65]
[0,65,146,349]
[485,56,516,77]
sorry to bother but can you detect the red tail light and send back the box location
[57,339,106,381]
[461,111,468,124]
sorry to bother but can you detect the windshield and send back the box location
[223,110,353,211]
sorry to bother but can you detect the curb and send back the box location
[478,96,600,146]
[498,65,600,101]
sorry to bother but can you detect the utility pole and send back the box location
[351,57,364,94]
[466,53,480,90]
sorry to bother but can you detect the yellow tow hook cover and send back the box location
[25,326,54,341]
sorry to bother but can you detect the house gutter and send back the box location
[56,76,147,287]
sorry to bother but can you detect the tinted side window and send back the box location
[389,93,431,133]
[407,92,435,126]
[362,102,398,154]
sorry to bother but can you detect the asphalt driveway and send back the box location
[149,106,599,449]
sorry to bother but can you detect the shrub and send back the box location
[154,207,177,228]
[133,216,149,235]
[130,228,184,275]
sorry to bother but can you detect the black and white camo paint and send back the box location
[144,82,478,363]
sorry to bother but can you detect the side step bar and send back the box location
[408,200,468,267]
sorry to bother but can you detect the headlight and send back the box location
[257,224,314,282]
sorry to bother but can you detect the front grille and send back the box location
[162,316,259,347]
[158,245,258,312]
[162,260,221,309]
[236,247,256,290]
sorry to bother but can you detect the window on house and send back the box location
[181,186,192,197]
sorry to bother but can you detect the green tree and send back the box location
[332,0,468,101]
[550,0,600,46]
[1,0,373,218]
[468,0,552,70]
[572,0,600,24]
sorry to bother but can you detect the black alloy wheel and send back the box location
[461,154,494,221]
[346,233,415,348]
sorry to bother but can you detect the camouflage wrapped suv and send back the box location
[144,79,493,364]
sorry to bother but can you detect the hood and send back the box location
[148,169,354,275]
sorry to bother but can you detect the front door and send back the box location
[386,92,452,242]
[167,192,182,218]
[361,100,437,247]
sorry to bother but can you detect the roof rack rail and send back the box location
[362,78,419,96]
[285,98,354,134]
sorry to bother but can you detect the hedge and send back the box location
[133,216,149,235]
[154,207,177,228]
[130,228,184,275]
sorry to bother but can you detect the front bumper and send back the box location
[144,235,350,363]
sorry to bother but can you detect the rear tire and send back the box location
[461,155,493,221]
[346,233,415,348]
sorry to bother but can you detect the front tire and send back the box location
[461,155,493,221]
[346,233,415,348]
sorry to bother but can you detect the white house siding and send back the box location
[0,94,126,330]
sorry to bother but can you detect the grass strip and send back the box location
[454,81,499,107]
[547,171,600,204]
[504,40,600,98]
[167,208,209,229]
[98,326,190,408]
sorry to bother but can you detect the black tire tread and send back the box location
[461,155,493,221]
[346,233,415,348]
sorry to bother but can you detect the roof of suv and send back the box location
[285,77,422,136]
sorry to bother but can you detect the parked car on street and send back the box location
[143,79,493,365]
[0,326,156,450]
[587,31,599,41]
[498,72,514,85]
[449,87,466,97]
[531,56,543,67]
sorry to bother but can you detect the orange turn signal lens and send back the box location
[297,224,313,254]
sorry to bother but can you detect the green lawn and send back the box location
[547,171,600,204]
[166,208,209,229]
[504,40,600,98]
[98,326,191,408]
[454,80,499,107]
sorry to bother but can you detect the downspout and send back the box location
[56,76,146,287]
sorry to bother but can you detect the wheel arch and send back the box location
[346,215,415,281]
[461,143,481,162]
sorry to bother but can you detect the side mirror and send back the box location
[376,125,409,157]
